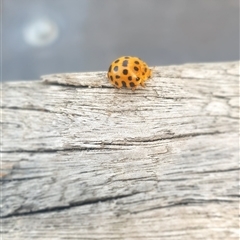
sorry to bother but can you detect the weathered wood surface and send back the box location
[1,61,239,240]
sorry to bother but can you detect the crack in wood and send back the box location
[127,131,223,143]
[2,131,233,154]
[1,147,120,153]
[0,176,47,182]
[196,167,240,174]
[1,193,139,218]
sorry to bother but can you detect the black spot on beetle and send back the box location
[122,81,127,87]
[122,60,128,67]
[136,77,140,81]
[128,76,132,81]
[145,67,147,72]
[124,56,130,59]
[108,65,112,73]
[134,61,139,64]
[130,82,135,87]
[123,69,128,75]
[116,75,120,79]
[110,76,113,81]
[113,66,118,72]
[114,59,120,63]
[134,66,139,71]
[115,81,119,86]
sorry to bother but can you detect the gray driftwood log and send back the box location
[2,61,239,240]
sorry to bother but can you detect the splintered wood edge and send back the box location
[41,72,110,87]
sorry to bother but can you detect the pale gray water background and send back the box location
[2,0,239,81]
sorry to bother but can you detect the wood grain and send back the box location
[1,62,239,239]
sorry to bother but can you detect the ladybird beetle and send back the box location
[107,56,152,90]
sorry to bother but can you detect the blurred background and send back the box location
[2,0,239,81]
